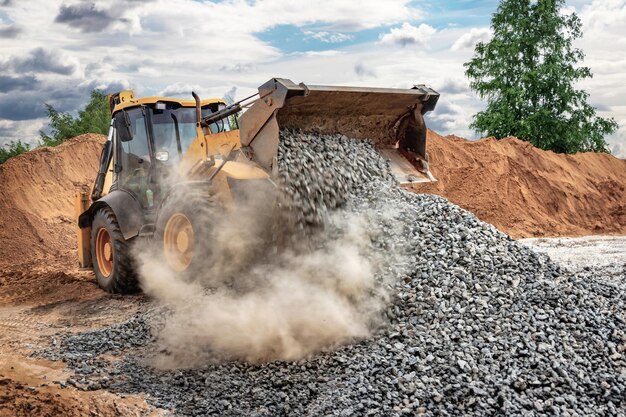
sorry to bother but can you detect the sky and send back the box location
[0,0,624,157]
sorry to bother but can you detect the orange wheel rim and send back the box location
[163,213,195,271]
[95,228,113,277]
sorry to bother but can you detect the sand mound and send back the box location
[412,130,626,238]
[0,134,104,270]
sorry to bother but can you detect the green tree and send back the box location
[40,90,110,147]
[464,0,618,153]
[0,140,31,164]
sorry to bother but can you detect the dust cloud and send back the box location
[134,186,400,367]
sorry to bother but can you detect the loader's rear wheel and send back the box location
[156,193,215,274]
[90,207,138,294]
[95,228,113,277]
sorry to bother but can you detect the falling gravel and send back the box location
[276,130,394,227]
[40,131,625,416]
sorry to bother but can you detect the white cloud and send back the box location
[604,110,626,158]
[378,23,437,48]
[354,62,377,79]
[304,31,353,43]
[427,100,474,133]
[451,27,492,51]
[0,118,47,148]
[438,78,471,95]
[0,0,422,126]
[158,83,205,98]
[574,0,626,156]
[130,0,422,39]
[611,142,625,158]
[300,50,343,57]
[579,0,626,30]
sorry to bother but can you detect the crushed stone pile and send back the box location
[40,132,625,417]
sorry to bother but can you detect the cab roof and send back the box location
[110,90,225,115]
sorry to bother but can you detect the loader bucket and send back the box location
[238,78,439,184]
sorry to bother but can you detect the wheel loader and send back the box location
[76,78,439,293]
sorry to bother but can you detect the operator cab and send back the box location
[111,101,232,208]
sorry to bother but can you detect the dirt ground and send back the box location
[0,266,158,416]
[0,370,157,417]
[521,235,626,270]
[0,132,624,414]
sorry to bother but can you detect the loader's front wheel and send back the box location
[155,193,215,274]
[90,207,138,293]
[162,213,195,272]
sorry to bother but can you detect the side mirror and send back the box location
[115,110,134,142]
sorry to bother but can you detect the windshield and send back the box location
[150,107,196,161]
[150,104,232,163]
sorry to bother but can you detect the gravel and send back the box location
[276,129,394,227]
[40,131,625,416]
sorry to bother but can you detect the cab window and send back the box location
[202,105,232,134]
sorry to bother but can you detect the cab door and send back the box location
[113,107,154,208]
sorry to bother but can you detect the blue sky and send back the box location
[0,0,624,156]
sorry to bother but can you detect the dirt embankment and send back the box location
[0,134,105,270]
[410,131,626,239]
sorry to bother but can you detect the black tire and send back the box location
[90,206,139,294]
[155,191,216,275]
